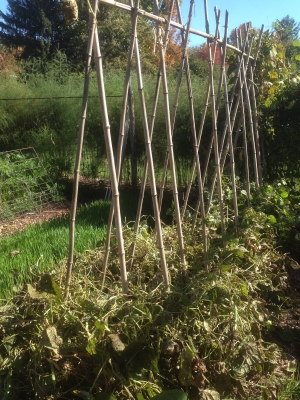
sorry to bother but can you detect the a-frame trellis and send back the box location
[64,0,264,298]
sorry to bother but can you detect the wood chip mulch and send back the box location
[0,202,71,238]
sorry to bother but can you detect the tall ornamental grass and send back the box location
[0,53,214,184]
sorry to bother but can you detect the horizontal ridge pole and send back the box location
[98,0,254,58]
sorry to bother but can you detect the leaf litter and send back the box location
[0,207,300,399]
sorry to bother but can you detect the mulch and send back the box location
[0,202,71,238]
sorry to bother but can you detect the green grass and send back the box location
[0,189,169,300]
[0,200,110,299]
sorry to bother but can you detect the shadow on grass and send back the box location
[0,188,176,299]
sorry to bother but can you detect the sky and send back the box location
[0,0,299,47]
[180,0,300,46]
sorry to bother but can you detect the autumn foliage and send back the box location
[197,44,226,65]
[0,47,21,74]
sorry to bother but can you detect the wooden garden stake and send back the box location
[128,71,162,269]
[202,8,228,187]
[100,0,138,289]
[168,0,208,265]
[204,0,225,232]
[182,0,208,269]
[246,38,263,185]
[128,0,173,269]
[206,29,253,214]
[153,0,186,265]
[129,84,137,191]
[93,27,128,293]
[222,11,239,229]
[191,7,222,225]
[249,65,262,184]
[157,0,192,213]
[239,27,264,186]
[235,30,251,206]
[132,0,169,284]
[181,9,221,219]
[240,35,259,187]
[247,26,264,182]
[206,25,263,214]
[65,0,98,300]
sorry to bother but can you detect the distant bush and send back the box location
[0,53,213,184]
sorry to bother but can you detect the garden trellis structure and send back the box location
[65,0,264,298]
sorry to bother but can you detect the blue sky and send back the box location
[180,0,300,46]
[0,0,299,47]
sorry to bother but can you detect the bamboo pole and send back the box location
[239,28,259,187]
[157,0,193,212]
[65,0,98,300]
[132,0,169,284]
[248,26,265,182]
[248,59,263,185]
[128,71,161,269]
[242,32,263,187]
[202,21,249,186]
[201,7,226,183]
[153,0,186,265]
[206,24,263,213]
[129,84,137,191]
[128,0,173,269]
[204,0,225,233]
[235,30,251,206]
[97,0,255,59]
[93,26,128,293]
[100,1,139,289]
[222,11,239,229]
[191,6,223,227]
[206,29,253,214]
[181,9,221,218]
[176,0,208,265]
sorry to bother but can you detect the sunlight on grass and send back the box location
[0,200,110,298]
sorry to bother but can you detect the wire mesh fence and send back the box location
[0,147,59,221]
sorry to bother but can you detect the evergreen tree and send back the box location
[0,0,180,71]
[273,15,300,61]
[0,0,64,59]
[274,15,300,44]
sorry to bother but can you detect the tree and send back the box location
[273,15,300,60]
[229,22,252,46]
[0,0,92,66]
[0,45,21,73]
[0,0,162,71]
[274,15,300,44]
[252,16,300,180]
[0,0,64,59]
[197,43,224,65]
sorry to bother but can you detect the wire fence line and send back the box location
[0,94,195,188]
[0,95,123,100]
[0,147,59,221]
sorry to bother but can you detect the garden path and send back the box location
[0,202,71,237]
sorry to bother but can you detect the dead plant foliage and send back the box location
[0,209,298,399]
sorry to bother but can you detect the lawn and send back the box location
[0,200,110,298]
